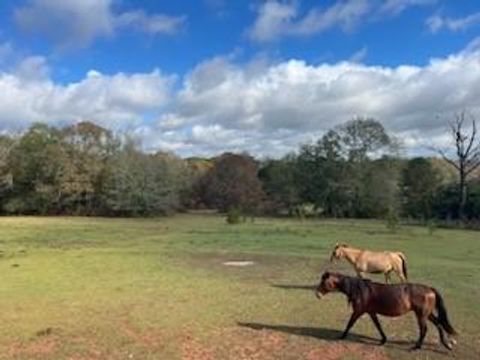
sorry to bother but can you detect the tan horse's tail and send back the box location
[396,252,408,280]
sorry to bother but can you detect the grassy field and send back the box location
[0,214,478,359]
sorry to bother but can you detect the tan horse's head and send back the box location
[330,243,348,262]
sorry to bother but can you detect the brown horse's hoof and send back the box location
[410,345,422,351]
[444,341,454,351]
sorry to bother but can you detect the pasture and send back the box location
[0,214,478,359]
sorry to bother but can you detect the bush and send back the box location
[385,207,399,233]
[426,219,437,235]
[291,203,322,219]
[226,207,243,224]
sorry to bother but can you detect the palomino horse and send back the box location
[330,244,407,283]
[316,272,457,350]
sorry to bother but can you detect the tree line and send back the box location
[0,118,479,222]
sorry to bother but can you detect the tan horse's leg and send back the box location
[393,258,407,282]
[384,272,391,284]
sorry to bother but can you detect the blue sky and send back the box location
[0,0,479,157]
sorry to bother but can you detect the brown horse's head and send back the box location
[315,271,342,299]
[330,243,348,262]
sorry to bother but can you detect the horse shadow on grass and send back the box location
[237,322,448,355]
[270,284,316,290]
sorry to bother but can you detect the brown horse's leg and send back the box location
[412,313,428,350]
[340,311,363,340]
[369,313,387,345]
[429,314,453,350]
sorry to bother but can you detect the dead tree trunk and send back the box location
[436,112,480,221]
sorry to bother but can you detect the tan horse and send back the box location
[330,244,408,283]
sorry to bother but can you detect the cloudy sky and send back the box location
[0,0,479,157]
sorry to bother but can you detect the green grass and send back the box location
[0,214,478,359]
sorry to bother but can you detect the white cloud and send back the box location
[427,12,480,33]
[15,0,114,49]
[349,46,368,63]
[379,0,435,16]
[248,1,298,42]
[0,65,174,132]
[14,56,50,81]
[14,0,186,49]
[160,46,480,156]
[248,0,435,42]
[1,45,480,158]
[115,10,186,35]
[248,0,370,42]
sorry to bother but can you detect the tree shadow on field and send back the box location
[237,322,448,355]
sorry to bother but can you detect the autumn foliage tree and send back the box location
[201,153,265,214]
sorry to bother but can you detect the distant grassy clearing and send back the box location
[0,215,478,359]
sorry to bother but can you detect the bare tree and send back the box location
[436,112,480,220]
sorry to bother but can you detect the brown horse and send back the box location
[316,271,457,350]
[330,244,408,283]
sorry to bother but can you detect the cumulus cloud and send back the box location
[1,45,480,157]
[14,0,186,49]
[248,0,435,42]
[0,65,174,132]
[158,46,480,156]
[427,12,480,33]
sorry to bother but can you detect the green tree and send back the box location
[0,135,15,206]
[296,131,349,216]
[59,122,119,214]
[295,118,397,218]
[402,157,441,220]
[6,123,63,214]
[258,154,300,214]
[360,157,401,218]
[103,142,189,216]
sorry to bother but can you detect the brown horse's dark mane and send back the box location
[337,274,373,307]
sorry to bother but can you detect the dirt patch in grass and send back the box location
[181,335,216,360]
[178,326,388,360]
[119,319,164,350]
[304,343,388,360]
[8,337,58,358]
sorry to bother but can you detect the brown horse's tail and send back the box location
[397,252,408,281]
[433,288,457,336]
